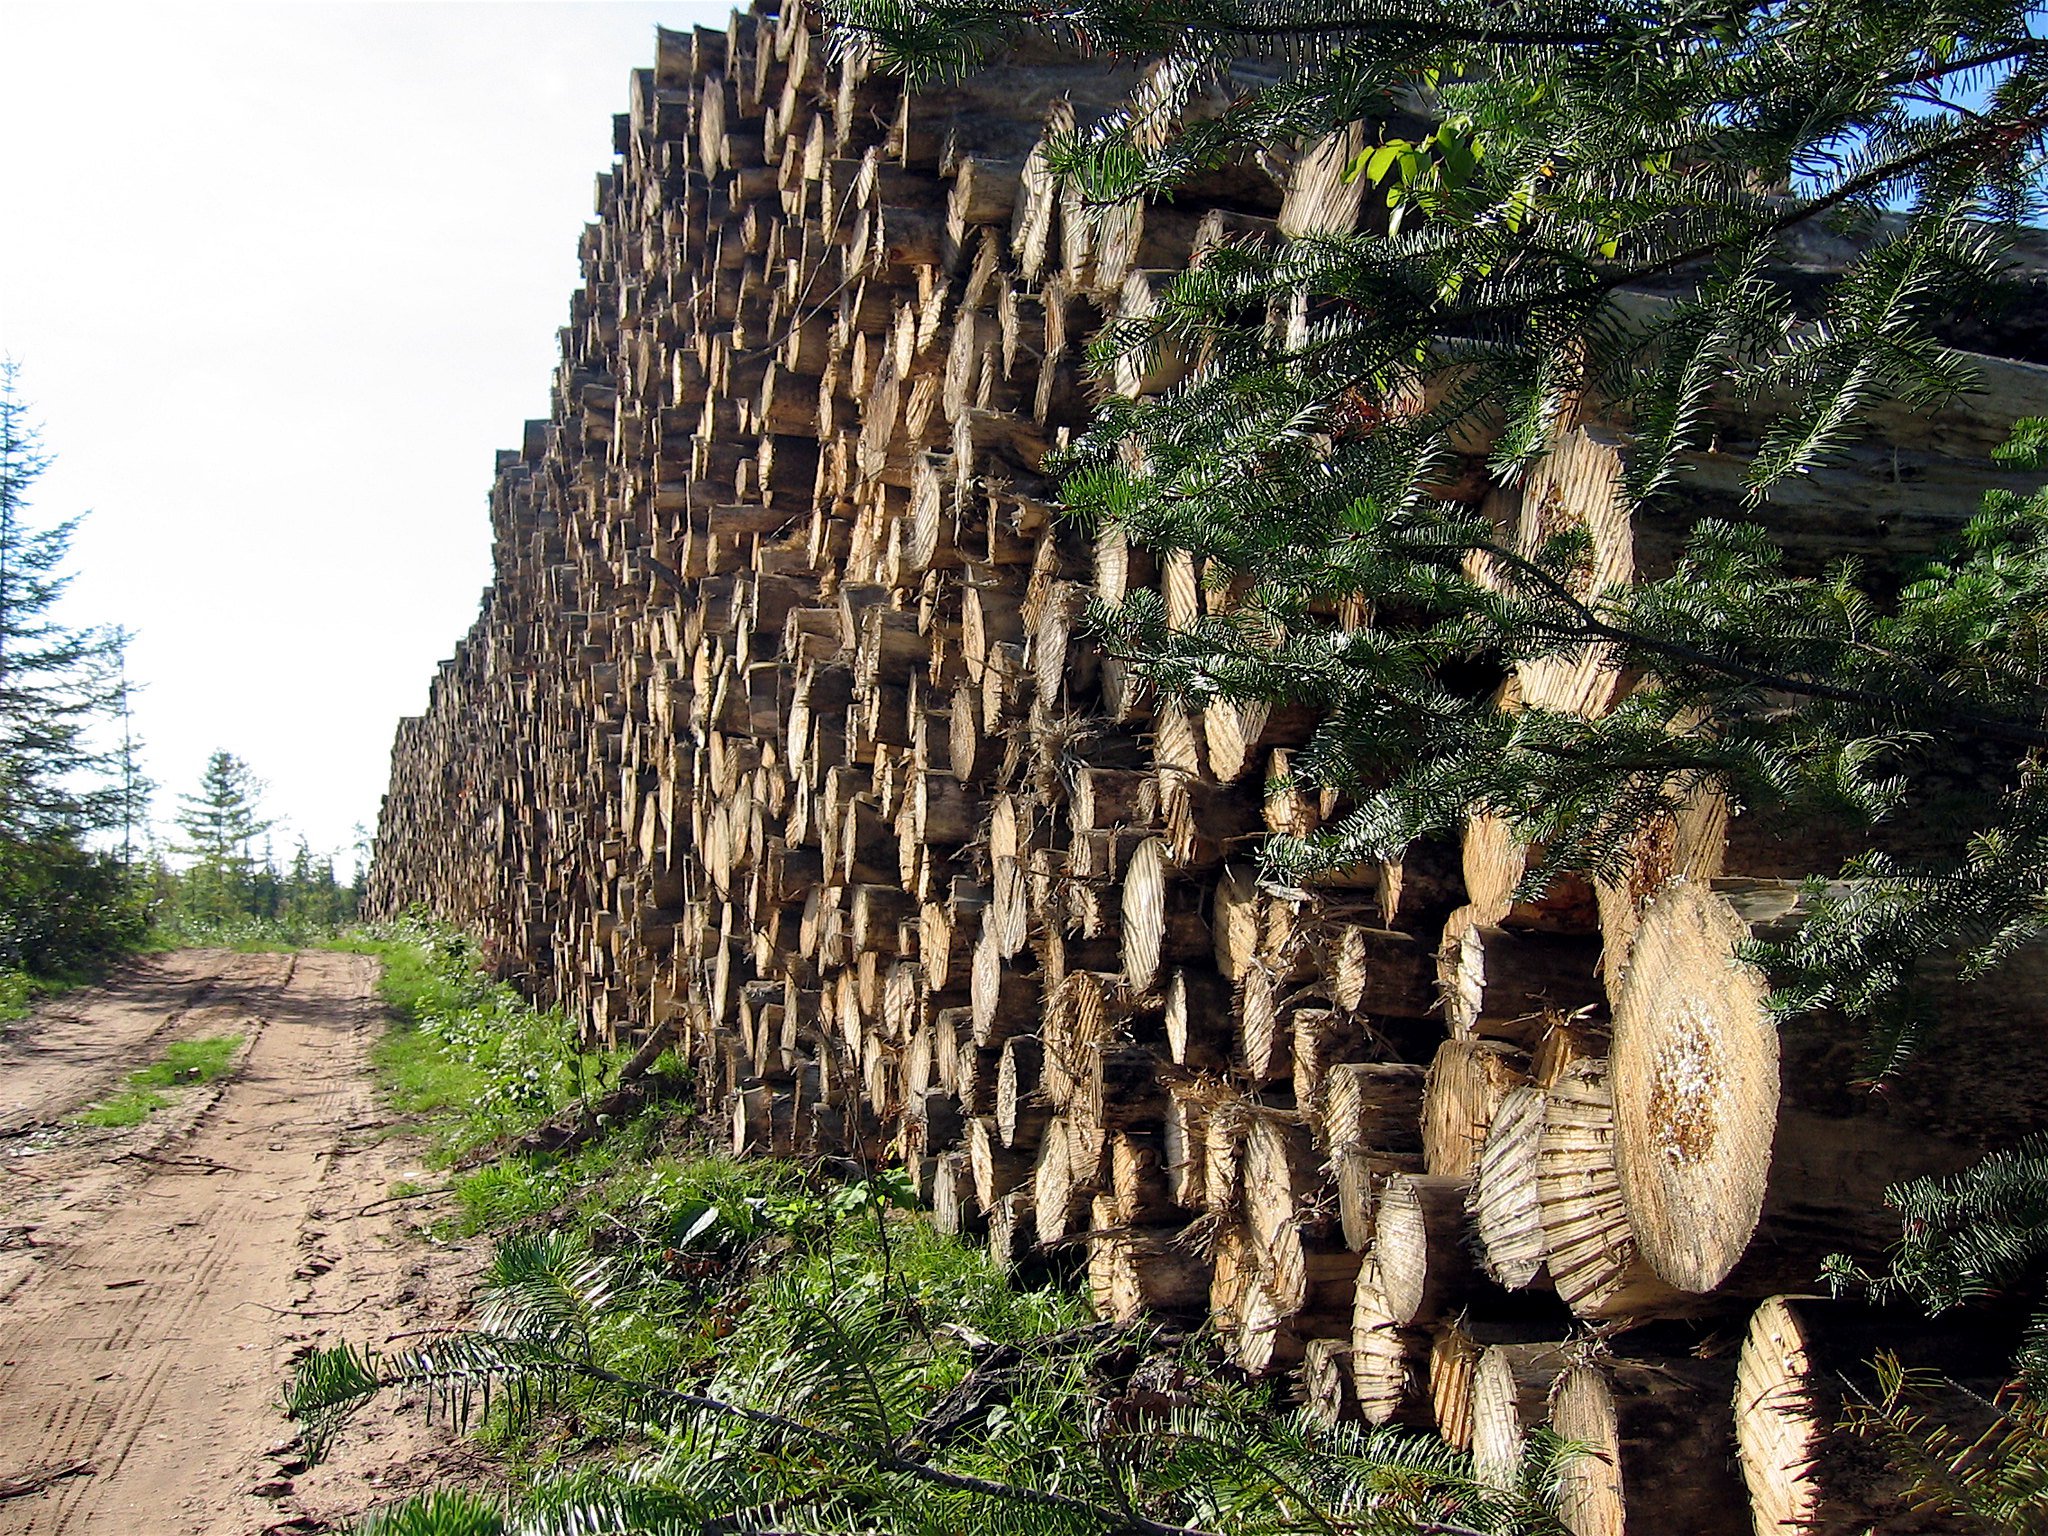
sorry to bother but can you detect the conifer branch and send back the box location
[1595,108,2048,299]
[1470,538,2048,751]
[592,1364,1227,1536]
[1893,40,2048,89]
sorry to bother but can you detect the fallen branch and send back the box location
[453,1014,684,1170]
[351,1187,450,1217]
[586,1362,1224,1536]
[0,1460,94,1500]
[240,1297,375,1320]
[326,1331,1217,1536]
[118,1152,246,1175]
[910,1318,1167,1451]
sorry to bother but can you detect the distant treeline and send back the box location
[0,368,358,978]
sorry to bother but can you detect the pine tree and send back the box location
[0,362,125,841]
[112,649,151,871]
[1819,1142,2048,1522]
[830,0,2048,1069]
[278,837,351,929]
[173,751,273,923]
[0,365,144,972]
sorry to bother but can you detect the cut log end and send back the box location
[1611,879,1779,1295]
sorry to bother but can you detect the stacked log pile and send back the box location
[367,8,2048,1529]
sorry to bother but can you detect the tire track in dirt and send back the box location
[0,950,250,1140]
[0,949,482,1535]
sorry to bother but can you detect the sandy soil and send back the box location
[0,949,488,1535]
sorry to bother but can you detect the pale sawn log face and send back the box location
[366,9,2048,1534]
[1734,1294,2012,1536]
[1611,880,1780,1296]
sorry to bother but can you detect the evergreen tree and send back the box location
[1823,1142,2048,1521]
[832,0,2048,1069]
[0,365,143,972]
[0,362,124,841]
[111,648,151,871]
[159,759,356,937]
[277,838,356,929]
[173,750,273,923]
[349,821,374,901]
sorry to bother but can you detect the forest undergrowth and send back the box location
[293,922,1576,1536]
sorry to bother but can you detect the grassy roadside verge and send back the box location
[0,967,99,1025]
[332,924,637,1200]
[294,922,1569,1536]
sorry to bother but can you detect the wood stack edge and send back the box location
[367,8,2048,1530]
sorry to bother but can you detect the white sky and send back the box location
[0,0,726,873]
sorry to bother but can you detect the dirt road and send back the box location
[0,950,479,1535]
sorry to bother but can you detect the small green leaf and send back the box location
[1437,128,1475,186]
[1365,140,1410,186]
[678,1202,724,1247]
[874,1165,920,1208]
[1503,180,1537,232]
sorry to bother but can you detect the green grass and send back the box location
[71,1033,243,1127]
[332,920,626,1168]
[0,968,95,1024]
[74,1087,169,1127]
[372,1000,493,1127]
[130,1034,240,1087]
[292,926,1570,1536]
[325,925,1080,1339]
[326,924,1088,1399]
[283,923,1235,1529]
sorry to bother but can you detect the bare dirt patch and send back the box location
[0,949,486,1535]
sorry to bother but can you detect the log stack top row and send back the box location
[368,8,2048,1532]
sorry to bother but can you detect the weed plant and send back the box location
[73,1086,167,1128]
[293,926,1575,1535]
